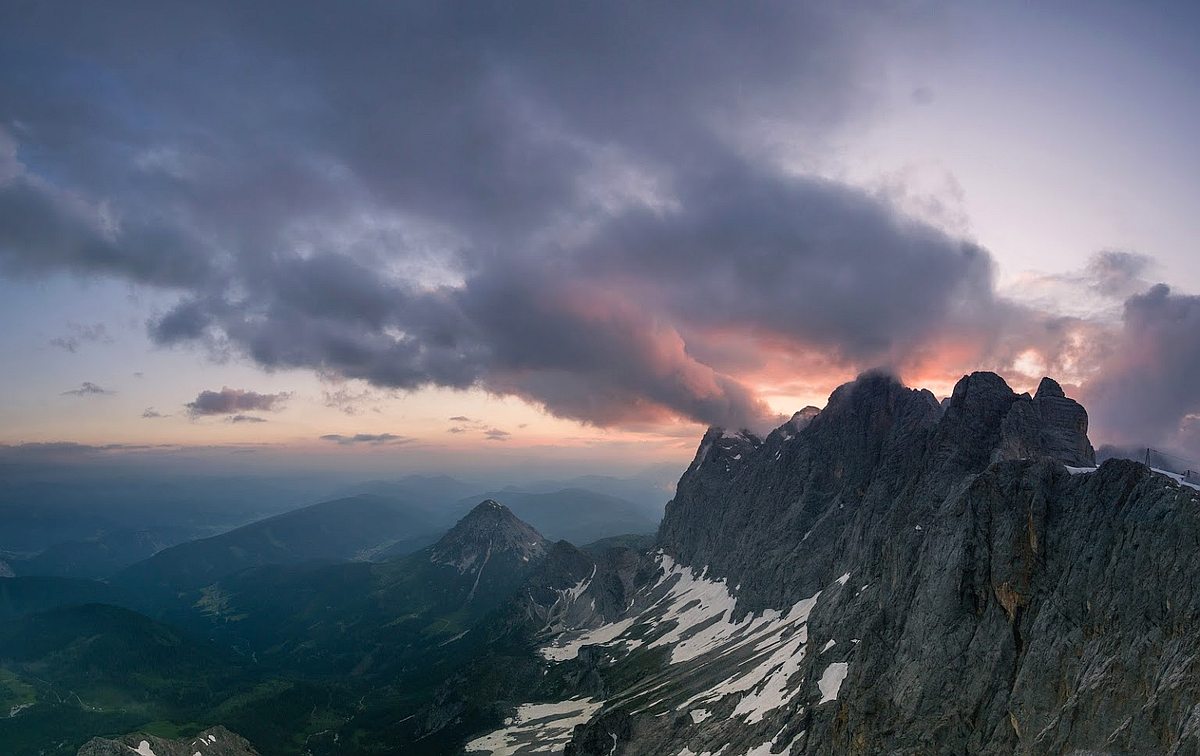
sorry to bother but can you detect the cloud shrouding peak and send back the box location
[1,3,1198,449]
[1081,284,1200,455]
[185,387,290,417]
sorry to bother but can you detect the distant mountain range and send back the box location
[4,473,664,582]
[112,494,441,600]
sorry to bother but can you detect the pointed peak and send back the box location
[453,499,532,531]
[1035,376,1065,399]
[470,498,509,515]
[432,499,547,572]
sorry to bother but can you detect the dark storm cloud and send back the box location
[0,170,216,288]
[1081,284,1200,456]
[185,387,290,416]
[62,381,112,396]
[6,2,1181,439]
[319,433,413,446]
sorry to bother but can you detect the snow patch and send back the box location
[464,698,602,755]
[129,742,157,756]
[539,616,639,661]
[742,739,786,756]
[821,639,835,653]
[818,662,848,704]
[7,702,34,718]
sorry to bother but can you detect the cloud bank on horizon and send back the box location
[1,1,1199,456]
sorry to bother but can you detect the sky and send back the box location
[3,0,1200,477]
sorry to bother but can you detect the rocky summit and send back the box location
[430,499,548,574]
[468,371,1200,755]
[77,726,258,756]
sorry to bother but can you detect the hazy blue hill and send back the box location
[0,474,331,556]
[113,494,441,600]
[515,473,671,513]
[196,501,549,679]
[445,487,659,544]
[0,500,641,753]
[579,532,657,555]
[334,474,480,512]
[12,526,197,580]
[0,576,124,621]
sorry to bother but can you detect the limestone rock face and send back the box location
[994,376,1096,468]
[551,372,1200,756]
[77,726,258,756]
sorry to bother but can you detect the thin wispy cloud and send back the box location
[319,433,414,446]
[49,322,112,353]
[62,381,113,396]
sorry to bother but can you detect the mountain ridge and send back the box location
[462,370,1200,755]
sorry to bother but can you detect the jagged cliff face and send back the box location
[491,371,1200,756]
[657,371,1096,617]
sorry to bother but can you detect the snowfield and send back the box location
[512,554,853,753]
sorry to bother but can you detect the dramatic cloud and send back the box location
[319,433,413,446]
[185,387,290,417]
[2,3,1197,444]
[50,322,112,353]
[62,381,112,396]
[1081,284,1200,457]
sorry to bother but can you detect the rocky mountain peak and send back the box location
[996,375,1095,467]
[430,499,547,573]
[791,405,821,426]
[1035,375,1065,399]
[77,726,258,756]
